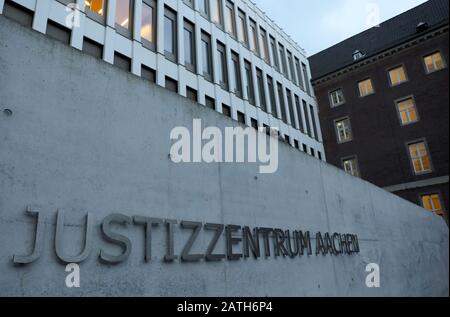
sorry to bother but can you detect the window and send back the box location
[251,118,258,130]
[46,20,71,44]
[342,157,360,177]
[141,0,156,50]
[114,52,131,72]
[267,76,277,117]
[302,144,308,153]
[318,151,322,161]
[115,0,133,37]
[141,65,156,83]
[198,0,209,18]
[244,61,255,106]
[408,141,432,175]
[303,100,311,137]
[2,0,34,28]
[186,87,198,102]
[201,31,213,81]
[301,63,311,95]
[256,69,266,112]
[335,118,352,143]
[217,42,228,89]
[225,1,236,37]
[286,89,295,127]
[237,111,246,124]
[287,51,296,83]
[270,36,279,70]
[295,95,304,133]
[259,28,269,63]
[85,0,106,23]
[237,9,248,45]
[279,43,288,77]
[211,0,223,27]
[249,19,259,55]
[424,52,446,73]
[231,51,242,97]
[222,104,231,117]
[183,20,196,72]
[205,96,215,109]
[165,77,178,93]
[358,78,374,97]
[294,57,304,90]
[310,105,319,141]
[396,97,419,125]
[277,83,287,124]
[388,66,408,86]
[421,194,445,216]
[330,89,345,107]
[184,0,194,8]
[164,7,177,62]
[83,37,103,59]
[310,148,315,157]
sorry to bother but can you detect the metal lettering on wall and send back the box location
[12,206,360,265]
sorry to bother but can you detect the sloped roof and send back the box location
[309,0,449,81]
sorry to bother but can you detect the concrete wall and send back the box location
[0,16,448,297]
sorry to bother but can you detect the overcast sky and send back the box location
[252,0,429,56]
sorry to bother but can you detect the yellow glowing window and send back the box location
[424,52,445,73]
[421,194,444,216]
[116,0,131,30]
[141,3,154,43]
[408,141,432,174]
[397,98,418,125]
[358,78,374,97]
[389,66,408,86]
[85,0,104,15]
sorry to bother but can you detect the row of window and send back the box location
[329,51,446,107]
[342,139,434,179]
[333,95,420,144]
[77,0,312,95]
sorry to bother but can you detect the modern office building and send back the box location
[309,0,449,221]
[0,0,324,159]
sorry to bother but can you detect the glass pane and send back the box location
[422,156,431,171]
[217,51,224,83]
[184,29,192,64]
[413,159,422,173]
[202,41,210,74]
[211,0,221,24]
[400,111,408,124]
[422,196,432,211]
[409,109,417,122]
[424,56,434,72]
[164,16,174,53]
[225,6,234,34]
[198,0,206,14]
[238,16,245,42]
[141,4,154,43]
[116,0,130,29]
[432,195,442,211]
[86,0,104,15]
[433,53,444,70]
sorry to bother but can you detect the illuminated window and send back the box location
[335,117,352,143]
[396,97,419,125]
[342,157,360,177]
[408,141,432,175]
[211,0,223,27]
[115,0,132,34]
[424,52,446,73]
[330,89,345,107]
[358,78,374,97]
[85,0,105,16]
[389,66,408,86]
[421,194,444,216]
[141,0,156,50]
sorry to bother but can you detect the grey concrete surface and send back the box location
[0,16,448,297]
